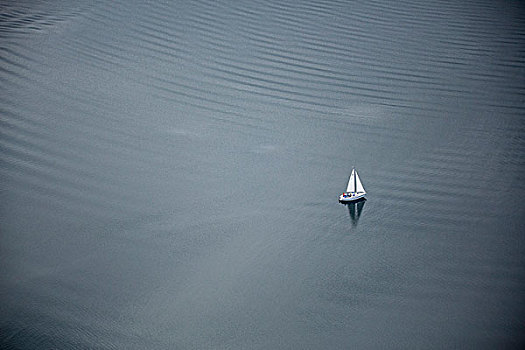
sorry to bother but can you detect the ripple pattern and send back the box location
[1,0,524,349]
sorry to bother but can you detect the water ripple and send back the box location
[1,0,524,348]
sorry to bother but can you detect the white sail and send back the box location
[355,170,365,193]
[346,169,355,192]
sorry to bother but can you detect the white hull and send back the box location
[339,192,366,202]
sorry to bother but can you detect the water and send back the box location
[1,0,524,348]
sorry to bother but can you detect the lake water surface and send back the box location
[1,0,524,348]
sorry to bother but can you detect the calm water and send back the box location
[1,0,524,348]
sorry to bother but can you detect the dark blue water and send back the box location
[1,0,524,348]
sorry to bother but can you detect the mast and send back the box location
[353,168,356,193]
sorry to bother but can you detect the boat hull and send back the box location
[339,193,366,203]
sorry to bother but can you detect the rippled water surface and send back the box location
[1,0,524,348]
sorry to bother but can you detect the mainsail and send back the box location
[355,170,365,193]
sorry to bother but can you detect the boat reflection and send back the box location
[346,198,366,226]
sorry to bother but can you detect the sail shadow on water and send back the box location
[346,199,366,227]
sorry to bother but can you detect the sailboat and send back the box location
[339,168,366,203]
